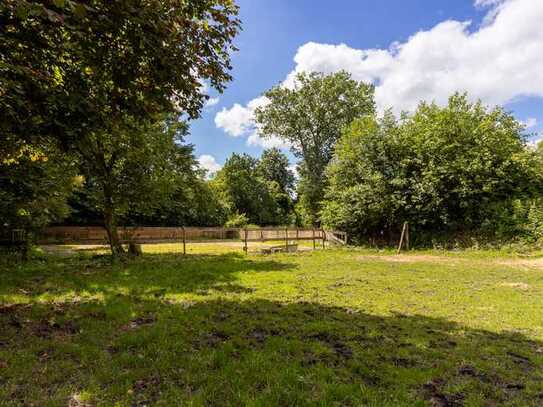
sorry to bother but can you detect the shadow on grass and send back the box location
[0,251,298,300]
[0,295,542,405]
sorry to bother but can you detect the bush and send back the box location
[224,212,249,228]
[322,94,543,246]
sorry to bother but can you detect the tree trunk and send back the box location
[103,206,124,256]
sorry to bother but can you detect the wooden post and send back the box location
[296,228,299,243]
[321,229,325,249]
[397,222,407,254]
[405,223,410,251]
[312,228,316,250]
[285,227,288,251]
[244,228,248,254]
[182,226,186,255]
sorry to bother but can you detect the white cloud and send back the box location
[290,0,543,113]
[521,117,538,129]
[205,97,220,108]
[214,96,269,137]
[247,132,290,149]
[283,43,394,89]
[215,104,253,137]
[214,96,279,149]
[197,154,222,177]
[216,0,543,138]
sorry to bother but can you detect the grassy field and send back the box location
[1,244,543,406]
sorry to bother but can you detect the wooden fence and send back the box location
[38,226,347,253]
[38,226,241,244]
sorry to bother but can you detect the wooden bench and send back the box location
[261,244,298,254]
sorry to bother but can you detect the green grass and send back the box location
[1,245,543,406]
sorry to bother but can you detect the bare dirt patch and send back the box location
[421,378,464,407]
[358,253,543,271]
[500,282,530,291]
[356,254,455,264]
[121,315,156,331]
[32,319,80,339]
[498,258,543,270]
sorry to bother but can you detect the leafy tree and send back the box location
[0,141,79,241]
[224,212,249,228]
[129,174,228,228]
[212,153,284,225]
[65,167,228,228]
[254,71,375,224]
[322,94,542,244]
[257,148,295,219]
[257,148,295,194]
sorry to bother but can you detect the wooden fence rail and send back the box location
[38,226,347,254]
[38,226,241,244]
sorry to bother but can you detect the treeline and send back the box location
[63,147,296,229]
[2,1,542,251]
[321,96,543,246]
[61,77,543,248]
[252,72,543,246]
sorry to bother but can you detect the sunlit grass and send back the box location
[1,246,542,405]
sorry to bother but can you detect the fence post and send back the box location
[244,228,248,254]
[312,228,316,250]
[182,226,186,255]
[322,229,325,249]
[405,223,410,251]
[397,222,408,254]
[285,227,288,251]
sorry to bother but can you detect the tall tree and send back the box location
[257,148,295,194]
[254,71,375,224]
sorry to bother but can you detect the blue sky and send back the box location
[191,0,543,172]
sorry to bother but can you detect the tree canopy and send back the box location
[1,0,240,148]
[212,150,294,226]
[0,141,79,234]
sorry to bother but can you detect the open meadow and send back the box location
[1,245,542,406]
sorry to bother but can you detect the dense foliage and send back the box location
[212,151,295,226]
[0,141,79,236]
[75,117,200,253]
[321,94,543,245]
[254,71,375,225]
